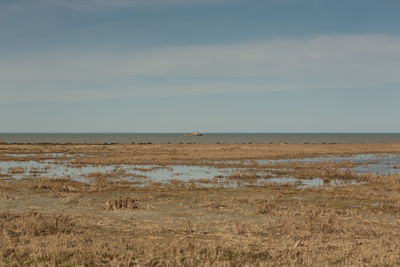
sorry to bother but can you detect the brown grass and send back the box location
[105,196,138,210]
[2,142,400,165]
[1,144,400,265]
[1,211,84,240]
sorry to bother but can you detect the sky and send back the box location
[1,0,400,133]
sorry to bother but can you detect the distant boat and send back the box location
[185,131,203,136]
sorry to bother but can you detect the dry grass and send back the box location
[1,144,400,265]
[28,177,133,194]
[105,196,138,210]
[1,180,400,265]
[7,167,25,174]
[2,142,400,165]
[1,184,399,266]
[1,211,83,240]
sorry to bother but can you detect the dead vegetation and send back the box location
[28,177,133,194]
[1,176,400,265]
[1,144,400,265]
[7,167,25,174]
[2,142,400,165]
[0,210,83,240]
[256,197,279,214]
[85,168,146,180]
[105,196,138,210]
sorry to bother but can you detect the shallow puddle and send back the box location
[0,160,235,184]
[2,153,72,158]
[0,153,399,187]
[222,153,400,175]
[260,177,358,188]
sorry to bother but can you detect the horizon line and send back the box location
[1,132,400,134]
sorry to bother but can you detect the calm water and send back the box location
[1,153,399,187]
[1,133,400,144]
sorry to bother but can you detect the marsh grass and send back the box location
[105,196,138,210]
[1,178,400,266]
[1,144,400,265]
[7,167,25,174]
[1,211,82,240]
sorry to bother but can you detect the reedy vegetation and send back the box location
[0,144,400,266]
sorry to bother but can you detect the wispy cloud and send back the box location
[0,0,238,11]
[1,34,400,102]
[58,0,239,8]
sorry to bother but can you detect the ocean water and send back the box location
[0,133,400,144]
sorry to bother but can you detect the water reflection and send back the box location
[0,153,399,187]
[222,153,400,175]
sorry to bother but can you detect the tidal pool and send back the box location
[0,153,399,187]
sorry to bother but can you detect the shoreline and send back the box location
[2,133,400,145]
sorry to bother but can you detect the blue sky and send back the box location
[1,0,400,132]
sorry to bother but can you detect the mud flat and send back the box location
[1,143,400,265]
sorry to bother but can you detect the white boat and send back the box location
[185,131,203,136]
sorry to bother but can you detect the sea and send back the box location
[0,133,400,144]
